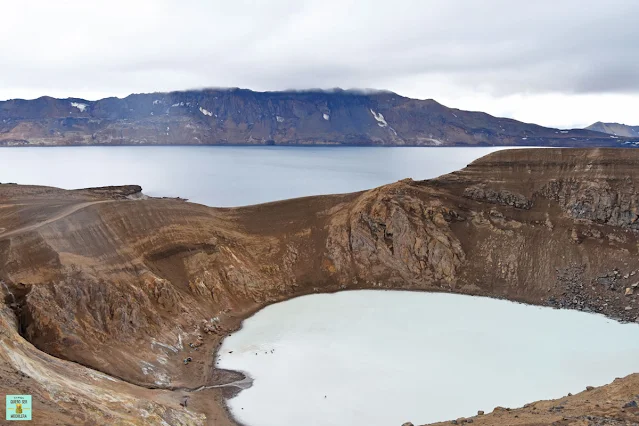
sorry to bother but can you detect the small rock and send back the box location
[623,400,638,408]
[189,338,203,348]
[625,306,633,311]
[625,288,634,296]
[477,410,484,415]
[179,396,189,408]
[586,386,595,391]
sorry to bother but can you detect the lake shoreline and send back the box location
[0,145,506,206]
[212,288,639,426]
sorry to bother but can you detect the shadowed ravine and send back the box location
[2,148,639,425]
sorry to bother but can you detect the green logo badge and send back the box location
[6,395,32,421]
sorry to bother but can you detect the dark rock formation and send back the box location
[463,184,532,209]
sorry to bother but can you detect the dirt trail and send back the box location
[0,200,113,239]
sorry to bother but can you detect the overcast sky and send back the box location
[2,0,638,128]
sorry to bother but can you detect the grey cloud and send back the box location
[1,0,639,100]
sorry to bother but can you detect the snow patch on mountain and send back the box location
[370,109,388,127]
[70,102,87,112]
[199,107,213,117]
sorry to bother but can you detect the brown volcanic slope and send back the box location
[0,89,629,147]
[2,148,639,425]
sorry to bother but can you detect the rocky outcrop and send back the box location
[0,89,629,147]
[326,185,465,286]
[540,179,639,227]
[463,184,532,209]
[2,148,639,425]
[80,185,144,199]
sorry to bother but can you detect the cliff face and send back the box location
[2,148,639,425]
[0,89,628,147]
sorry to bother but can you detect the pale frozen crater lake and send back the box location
[218,290,639,426]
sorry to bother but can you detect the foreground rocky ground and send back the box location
[1,148,639,425]
[424,372,639,425]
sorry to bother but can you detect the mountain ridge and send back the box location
[0,88,632,147]
[585,121,639,137]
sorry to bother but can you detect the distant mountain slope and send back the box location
[0,88,631,147]
[585,121,639,138]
